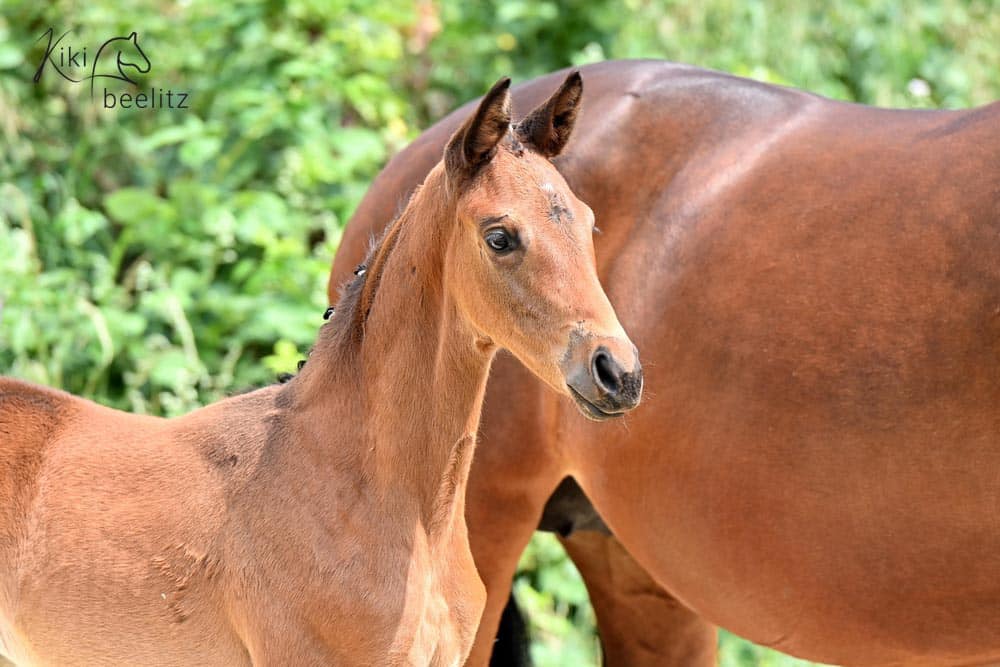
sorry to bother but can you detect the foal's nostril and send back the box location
[592,349,622,396]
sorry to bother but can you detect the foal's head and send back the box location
[442,73,641,420]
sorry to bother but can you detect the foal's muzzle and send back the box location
[563,338,643,421]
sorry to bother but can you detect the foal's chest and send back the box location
[384,530,485,666]
[242,524,485,666]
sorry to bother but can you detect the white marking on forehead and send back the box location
[540,182,556,194]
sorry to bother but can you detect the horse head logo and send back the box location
[90,31,150,96]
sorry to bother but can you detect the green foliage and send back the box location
[516,534,600,665]
[2,1,999,664]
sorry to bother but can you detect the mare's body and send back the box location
[330,60,1000,666]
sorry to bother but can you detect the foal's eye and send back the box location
[484,228,516,254]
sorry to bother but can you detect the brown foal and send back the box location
[0,73,641,666]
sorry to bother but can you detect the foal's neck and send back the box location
[291,166,493,535]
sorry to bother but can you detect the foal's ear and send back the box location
[446,77,512,178]
[518,71,582,157]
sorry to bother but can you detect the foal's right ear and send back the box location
[445,77,512,179]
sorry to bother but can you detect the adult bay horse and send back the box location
[329,59,1000,666]
[0,74,642,666]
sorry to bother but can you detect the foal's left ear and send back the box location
[518,71,583,157]
[445,77,512,179]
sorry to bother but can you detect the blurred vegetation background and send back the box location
[2,1,999,664]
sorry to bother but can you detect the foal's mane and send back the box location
[321,189,414,358]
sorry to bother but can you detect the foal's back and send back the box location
[0,377,257,665]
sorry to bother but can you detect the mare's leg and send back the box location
[464,354,567,667]
[561,531,717,666]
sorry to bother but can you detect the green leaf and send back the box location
[0,44,23,69]
[179,135,223,168]
[104,188,175,226]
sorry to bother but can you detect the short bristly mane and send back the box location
[323,215,402,356]
[313,178,429,365]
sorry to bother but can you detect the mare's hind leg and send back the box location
[561,531,717,666]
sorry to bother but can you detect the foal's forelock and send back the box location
[506,126,526,157]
